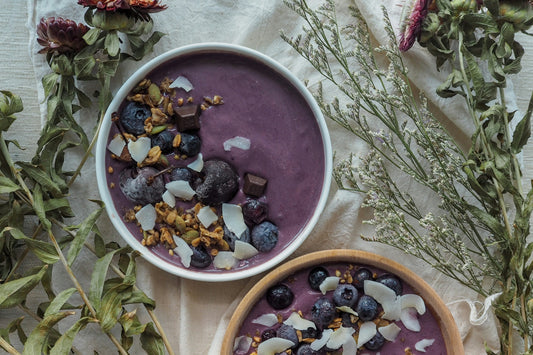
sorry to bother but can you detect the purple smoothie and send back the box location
[235,263,447,354]
[104,51,326,273]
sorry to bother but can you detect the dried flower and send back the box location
[399,0,430,51]
[284,1,533,354]
[36,17,89,55]
[78,0,167,20]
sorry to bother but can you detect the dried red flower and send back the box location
[399,0,430,52]
[78,0,167,19]
[37,17,90,55]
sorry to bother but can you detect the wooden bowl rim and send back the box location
[221,249,464,354]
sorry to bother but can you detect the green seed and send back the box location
[151,125,167,135]
[148,83,162,103]
[175,216,186,233]
[181,230,199,244]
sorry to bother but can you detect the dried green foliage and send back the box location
[283,0,533,353]
[0,4,173,355]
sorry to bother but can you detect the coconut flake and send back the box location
[222,203,247,238]
[310,329,333,351]
[197,205,218,228]
[173,236,193,268]
[162,190,176,208]
[401,307,421,332]
[326,326,355,350]
[169,75,193,92]
[364,280,397,305]
[364,279,402,321]
[223,136,251,151]
[165,180,196,200]
[233,335,252,352]
[415,338,435,352]
[378,323,402,342]
[251,313,279,327]
[382,297,402,321]
[336,306,358,316]
[233,240,259,260]
[135,204,156,231]
[401,294,426,315]
[213,251,238,270]
[257,337,294,355]
[319,276,340,295]
[283,312,316,330]
[127,137,151,163]
[357,322,377,348]
[187,153,204,172]
[107,135,126,156]
[342,333,357,354]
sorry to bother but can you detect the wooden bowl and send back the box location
[221,249,464,354]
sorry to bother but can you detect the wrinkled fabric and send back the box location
[15,0,521,353]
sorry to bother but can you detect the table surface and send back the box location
[2,1,533,354]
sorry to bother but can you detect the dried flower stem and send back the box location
[54,217,177,355]
[1,128,126,355]
[68,107,104,187]
[0,337,20,355]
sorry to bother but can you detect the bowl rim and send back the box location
[95,42,333,282]
[221,249,464,354]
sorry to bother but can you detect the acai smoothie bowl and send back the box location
[95,43,332,282]
[222,250,463,355]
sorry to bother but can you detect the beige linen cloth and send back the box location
[2,0,529,353]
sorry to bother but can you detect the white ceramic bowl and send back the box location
[95,43,332,282]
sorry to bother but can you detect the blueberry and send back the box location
[169,167,193,183]
[296,344,319,355]
[332,284,358,308]
[119,167,165,205]
[195,160,239,205]
[251,221,279,252]
[365,331,386,350]
[178,133,201,157]
[151,130,175,154]
[189,245,212,268]
[308,266,329,291]
[311,298,336,329]
[266,284,294,309]
[120,101,151,135]
[376,274,403,295]
[261,329,276,342]
[300,327,318,340]
[341,311,358,328]
[223,224,251,251]
[276,324,298,348]
[355,295,379,322]
[353,267,372,289]
[242,199,268,225]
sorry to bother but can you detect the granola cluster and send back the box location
[127,201,230,256]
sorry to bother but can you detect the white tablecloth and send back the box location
[2,0,532,353]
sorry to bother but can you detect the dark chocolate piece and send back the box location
[174,104,201,131]
[243,173,267,197]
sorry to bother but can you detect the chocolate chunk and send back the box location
[174,104,201,131]
[243,173,267,197]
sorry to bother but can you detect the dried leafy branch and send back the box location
[0,2,175,354]
[282,0,533,353]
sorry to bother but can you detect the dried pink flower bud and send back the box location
[78,0,167,19]
[36,17,90,55]
[399,0,430,52]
